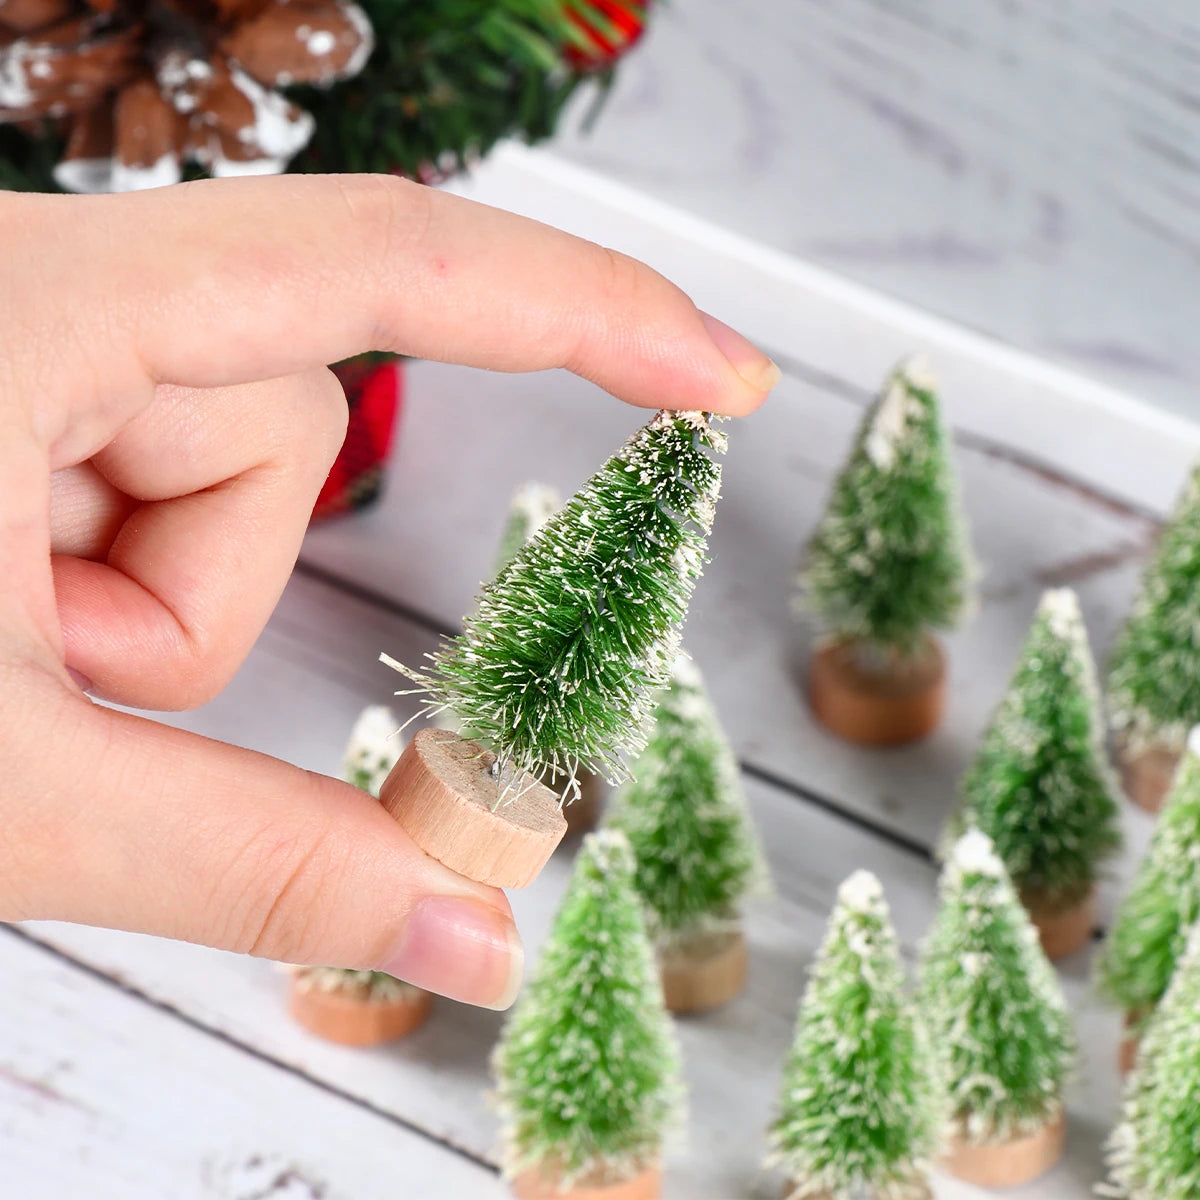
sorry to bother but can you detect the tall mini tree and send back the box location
[767,870,937,1200]
[949,588,1122,914]
[392,410,726,784]
[796,355,973,657]
[1097,727,1200,1023]
[920,831,1074,1144]
[492,830,682,1189]
[1104,919,1200,1200]
[605,652,766,950]
[1109,461,1200,756]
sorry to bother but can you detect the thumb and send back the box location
[2,673,523,1010]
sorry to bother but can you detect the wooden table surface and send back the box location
[6,146,1198,1198]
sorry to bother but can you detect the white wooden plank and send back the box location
[442,143,1200,516]
[0,927,500,1200]
[302,358,1159,875]
[548,0,1200,416]
[18,571,1129,1198]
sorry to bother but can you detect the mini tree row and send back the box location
[768,834,1073,1198]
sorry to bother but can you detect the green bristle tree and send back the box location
[605,651,765,948]
[492,829,682,1187]
[1109,461,1200,756]
[949,587,1122,911]
[767,870,937,1200]
[920,831,1074,1143]
[1104,919,1200,1200]
[795,355,973,657]
[1097,727,1200,1023]
[389,410,725,784]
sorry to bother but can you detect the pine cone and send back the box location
[0,0,373,191]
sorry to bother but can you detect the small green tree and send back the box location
[389,410,726,783]
[795,355,973,656]
[1104,919,1200,1199]
[768,870,937,1200]
[1097,728,1200,1023]
[1109,462,1200,754]
[605,652,765,948]
[491,482,561,579]
[920,831,1074,1142]
[341,704,404,796]
[948,587,1122,910]
[492,830,682,1186]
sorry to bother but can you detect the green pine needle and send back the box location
[1108,462,1200,754]
[605,652,766,947]
[1104,920,1200,1199]
[768,870,937,1200]
[796,355,974,655]
[1096,732,1200,1020]
[920,831,1075,1143]
[492,830,682,1185]
[389,410,725,783]
[947,587,1122,909]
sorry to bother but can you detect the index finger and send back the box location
[6,174,778,460]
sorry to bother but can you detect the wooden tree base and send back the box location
[808,638,945,746]
[659,929,747,1014]
[512,1164,661,1200]
[1022,888,1096,960]
[1116,740,1181,814]
[288,978,432,1046]
[940,1117,1065,1188]
[542,767,606,836]
[379,729,566,889]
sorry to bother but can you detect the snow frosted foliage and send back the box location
[951,587,1122,909]
[1108,462,1200,753]
[492,482,561,578]
[768,870,937,1200]
[1104,920,1200,1200]
[1097,733,1200,1019]
[605,653,766,945]
[492,831,682,1185]
[340,704,403,797]
[919,832,1074,1142]
[397,411,725,782]
[796,355,973,654]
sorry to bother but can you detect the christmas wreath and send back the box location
[0,0,648,193]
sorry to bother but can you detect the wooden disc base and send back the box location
[940,1117,1065,1188]
[659,929,747,1014]
[1022,888,1096,960]
[808,638,946,746]
[288,978,432,1046]
[542,767,606,836]
[1119,1009,1146,1077]
[1117,741,1181,815]
[512,1165,661,1200]
[379,728,567,889]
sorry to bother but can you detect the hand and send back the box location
[0,173,777,1009]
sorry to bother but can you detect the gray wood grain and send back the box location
[552,0,1200,416]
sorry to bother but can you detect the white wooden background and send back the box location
[5,147,1197,1197]
[552,0,1200,418]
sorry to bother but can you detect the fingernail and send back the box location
[66,667,93,694]
[700,312,781,394]
[382,896,525,1010]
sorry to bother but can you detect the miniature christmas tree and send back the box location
[767,870,936,1200]
[796,355,973,744]
[606,651,765,1011]
[492,482,561,579]
[949,587,1122,957]
[380,411,726,889]
[288,705,431,1044]
[1108,461,1200,812]
[919,831,1074,1187]
[1103,919,1200,1200]
[492,830,682,1198]
[1097,727,1200,1033]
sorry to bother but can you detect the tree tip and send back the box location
[950,829,1006,878]
[837,868,885,913]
